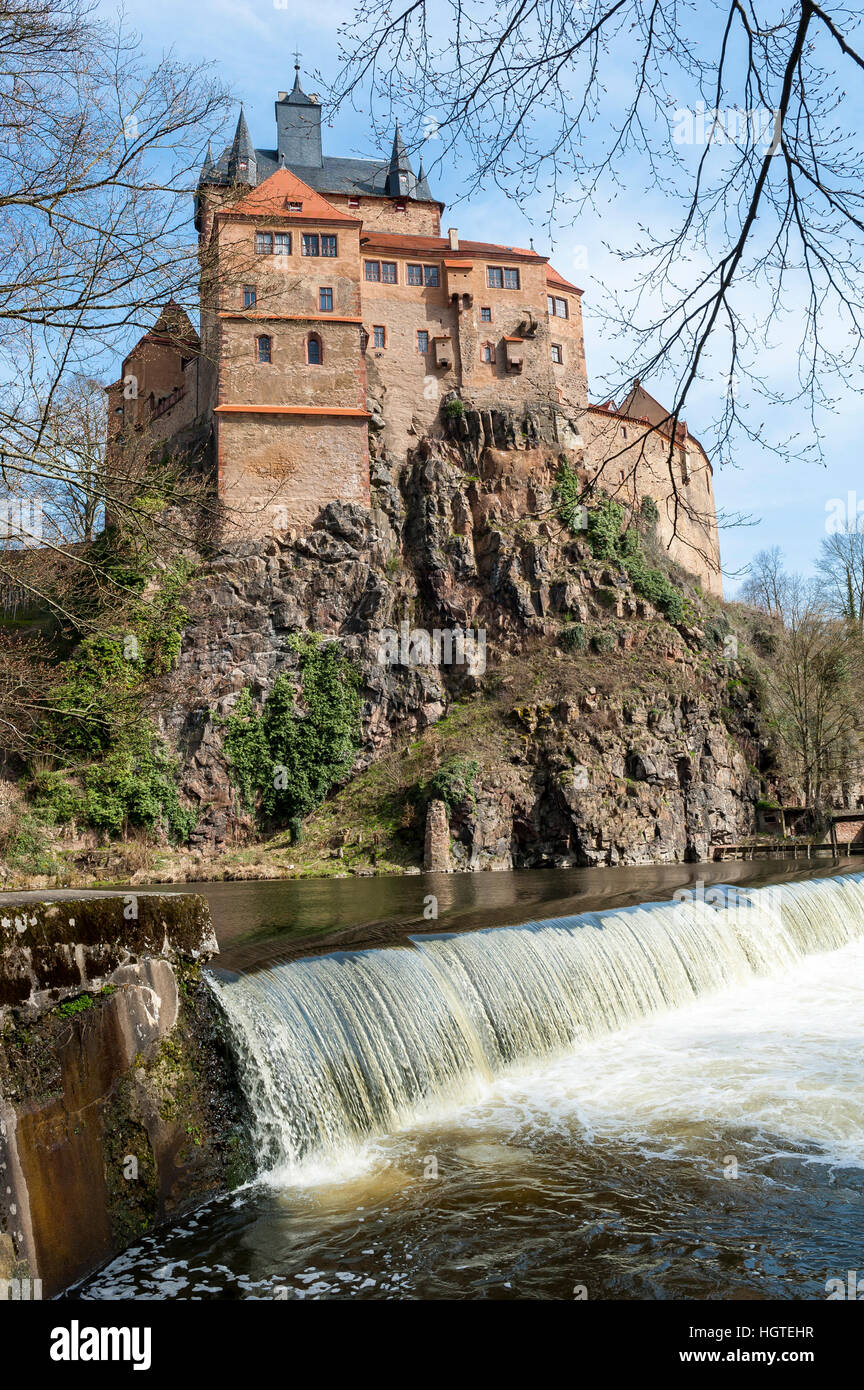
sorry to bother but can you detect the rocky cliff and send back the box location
[149,404,770,873]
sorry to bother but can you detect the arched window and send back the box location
[256,334,271,364]
[307,333,323,365]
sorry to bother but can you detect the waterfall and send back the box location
[209,872,864,1178]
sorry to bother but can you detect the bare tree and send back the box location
[329,1,864,521]
[741,545,793,618]
[815,528,864,630]
[0,0,233,610]
[766,588,864,808]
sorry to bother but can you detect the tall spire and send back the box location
[415,156,432,200]
[385,121,416,197]
[228,105,257,185]
[198,139,216,185]
[284,54,315,107]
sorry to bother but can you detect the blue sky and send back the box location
[113,0,864,592]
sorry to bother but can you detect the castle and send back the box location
[107,66,722,596]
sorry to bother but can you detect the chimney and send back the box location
[448,227,459,250]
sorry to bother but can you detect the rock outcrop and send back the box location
[153,405,768,866]
[0,895,252,1295]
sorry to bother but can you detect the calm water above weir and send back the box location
[75,864,864,1302]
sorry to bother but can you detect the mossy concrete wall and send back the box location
[0,894,252,1296]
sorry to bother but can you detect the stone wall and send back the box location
[0,895,252,1296]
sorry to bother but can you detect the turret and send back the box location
[385,121,416,197]
[227,107,257,185]
[276,64,322,169]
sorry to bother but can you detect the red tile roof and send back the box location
[219,168,360,224]
[546,265,583,294]
[359,232,545,261]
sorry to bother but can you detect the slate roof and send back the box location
[201,113,440,203]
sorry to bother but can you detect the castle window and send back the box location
[373,325,386,349]
[417,330,429,353]
[348,197,360,209]
[286,201,303,213]
[395,200,407,213]
[551,343,563,364]
[480,307,492,322]
[421,265,439,286]
[547,294,554,314]
[307,334,322,364]
[302,233,336,257]
[481,342,495,363]
[621,426,628,439]
[319,287,333,312]
[243,285,257,309]
[255,231,274,255]
[256,334,272,363]
[489,266,520,288]
[274,232,292,256]
[548,295,568,317]
[407,264,423,285]
[365,261,396,283]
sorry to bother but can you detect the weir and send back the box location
[209,872,864,1177]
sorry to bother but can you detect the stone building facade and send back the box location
[107,67,722,596]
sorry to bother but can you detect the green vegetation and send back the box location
[222,634,362,836]
[553,458,585,533]
[554,469,685,625]
[15,524,198,849]
[418,756,479,813]
[559,623,587,653]
[56,993,94,1017]
[443,397,466,422]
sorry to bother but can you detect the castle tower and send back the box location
[276,64,323,170]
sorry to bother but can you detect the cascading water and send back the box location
[209,872,864,1179]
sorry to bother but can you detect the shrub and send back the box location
[222,635,361,829]
[28,770,84,824]
[443,398,465,422]
[559,623,587,653]
[590,630,617,655]
[420,757,479,813]
[554,459,586,534]
[586,496,626,563]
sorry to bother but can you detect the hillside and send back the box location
[0,403,785,888]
